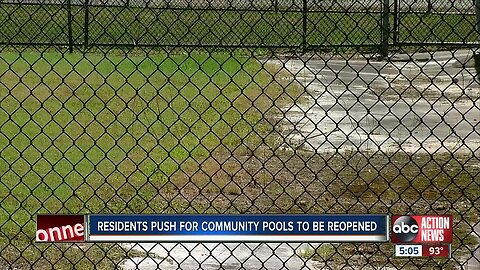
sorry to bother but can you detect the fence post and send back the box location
[477,0,480,33]
[392,0,398,44]
[67,0,73,53]
[475,0,480,81]
[302,0,307,53]
[84,0,89,49]
[381,0,390,58]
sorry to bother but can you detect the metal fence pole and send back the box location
[302,0,307,53]
[67,0,73,53]
[392,0,398,44]
[477,0,480,33]
[84,0,89,48]
[381,0,390,58]
[475,0,480,81]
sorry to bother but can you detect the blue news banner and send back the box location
[87,214,388,242]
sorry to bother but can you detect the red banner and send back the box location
[36,215,85,242]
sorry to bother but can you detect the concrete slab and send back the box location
[122,243,320,270]
[271,49,480,153]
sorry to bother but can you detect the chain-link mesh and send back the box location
[0,0,479,269]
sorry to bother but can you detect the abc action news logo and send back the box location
[391,215,452,244]
[36,215,85,242]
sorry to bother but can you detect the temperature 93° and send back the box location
[429,246,443,255]
[423,244,450,257]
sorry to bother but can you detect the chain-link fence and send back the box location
[0,0,479,269]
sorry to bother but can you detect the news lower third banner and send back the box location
[36,214,389,242]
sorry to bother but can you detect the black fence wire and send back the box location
[0,0,479,269]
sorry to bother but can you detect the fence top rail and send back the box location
[1,0,477,12]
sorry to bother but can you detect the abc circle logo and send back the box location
[392,216,418,243]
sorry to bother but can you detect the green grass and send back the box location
[0,47,303,269]
[397,13,479,43]
[1,4,477,46]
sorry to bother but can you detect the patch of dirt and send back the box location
[150,146,480,268]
